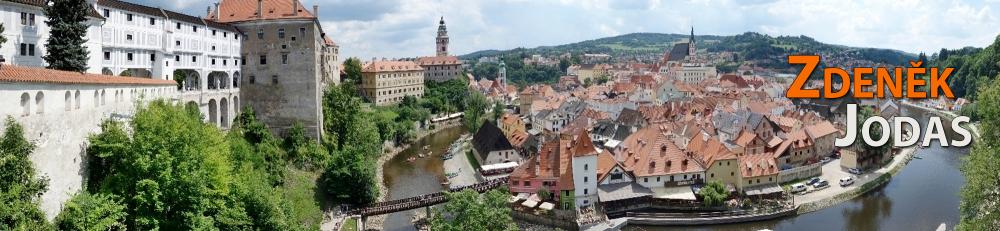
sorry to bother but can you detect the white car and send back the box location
[790,183,808,193]
[839,176,855,187]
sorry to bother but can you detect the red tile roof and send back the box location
[0,65,175,86]
[208,0,316,23]
[415,56,461,65]
[362,61,423,72]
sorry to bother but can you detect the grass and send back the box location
[465,149,481,170]
[284,167,324,231]
[339,217,358,231]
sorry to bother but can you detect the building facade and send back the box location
[360,60,424,106]
[209,0,338,139]
[416,17,462,82]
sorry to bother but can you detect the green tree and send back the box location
[492,101,504,122]
[55,192,127,231]
[0,117,51,230]
[322,84,363,150]
[463,91,488,133]
[343,57,363,84]
[430,189,517,231]
[0,23,7,49]
[699,181,728,207]
[958,78,1000,231]
[44,0,91,72]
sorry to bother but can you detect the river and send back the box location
[630,105,970,231]
[380,106,970,231]
[381,126,466,231]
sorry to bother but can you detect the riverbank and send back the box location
[900,101,981,138]
[796,145,917,213]
[365,120,463,230]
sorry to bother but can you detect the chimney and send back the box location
[292,1,298,16]
[214,3,220,19]
[313,5,319,16]
[257,0,263,18]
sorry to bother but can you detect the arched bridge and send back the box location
[350,177,508,217]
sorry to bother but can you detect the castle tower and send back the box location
[436,16,449,57]
[689,26,696,56]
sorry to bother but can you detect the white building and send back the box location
[0,0,104,73]
[0,0,242,127]
[1,64,178,219]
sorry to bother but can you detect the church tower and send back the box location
[436,17,449,57]
[688,26,696,56]
[498,60,507,92]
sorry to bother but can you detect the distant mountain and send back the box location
[460,32,917,70]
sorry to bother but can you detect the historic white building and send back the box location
[0,0,242,127]
[0,64,178,219]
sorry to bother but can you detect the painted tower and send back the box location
[498,60,507,92]
[436,16,449,57]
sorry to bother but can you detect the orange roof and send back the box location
[805,121,839,139]
[415,56,461,65]
[323,35,336,46]
[686,132,738,167]
[740,154,778,178]
[362,61,423,72]
[508,131,528,147]
[734,130,757,147]
[571,130,598,157]
[0,65,175,86]
[618,126,704,177]
[596,150,627,183]
[208,0,316,23]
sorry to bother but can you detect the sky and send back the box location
[135,0,1000,60]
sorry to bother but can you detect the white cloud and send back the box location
[140,0,1000,59]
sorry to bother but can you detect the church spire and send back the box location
[688,26,696,56]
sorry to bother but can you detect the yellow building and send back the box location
[361,61,425,106]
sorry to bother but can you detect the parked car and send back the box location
[790,183,808,193]
[806,177,821,186]
[821,157,832,164]
[848,168,863,175]
[813,180,830,189]
[839,176,855,187]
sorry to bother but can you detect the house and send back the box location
[686,132,740,190]
[499,112,526,137]
[570,131,600,208]
[472,121,521,166]
[804,121,839,158]
[616,127,705,189]
[509,131,596,209]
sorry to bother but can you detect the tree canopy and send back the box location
[0,117,51,230]
[958,78,1000,231]
[430,189,517,231]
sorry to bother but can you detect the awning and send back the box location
[652,186,698,200]
[539,202,555,210]
[597,182,653,202]
[521,199,539,208]
[481,162,519,171]
[744,183,784,196]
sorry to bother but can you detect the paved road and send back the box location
[443,136,480,188]
[794,146,916,206]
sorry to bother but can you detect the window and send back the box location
[299,27,306,36]
[126,53,133,61]
[584,189,588,195]
[20,93,30,116]
[175,55,180,62]
[103,9,110,17]
[20,12,35,26]
[278,28,285,38]
[212,30,216,36]
[211,59,216,65]
[28,44,35,56]
[126,34,133,40]
[191,56,197,62]
[149,18,155,25]
[249,75,255,84]
[644,178,648,183]
[259,55,266,65]
[211,45,216,51]
[64,91,72,111]
[241,56,246,65]
[584,164,588,171]
[193,26,198,32]
[34,92,44,115]
[103,52,111,60]
[176,40,181,46]
[583,177,588,183]
[150,54,156,62]
[281,54,288,64]
[271,75,278,85]
[74,91,81,109]
[257,29,263,39]
[19,43,27,56]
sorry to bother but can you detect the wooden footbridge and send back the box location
[349,176,509,217]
